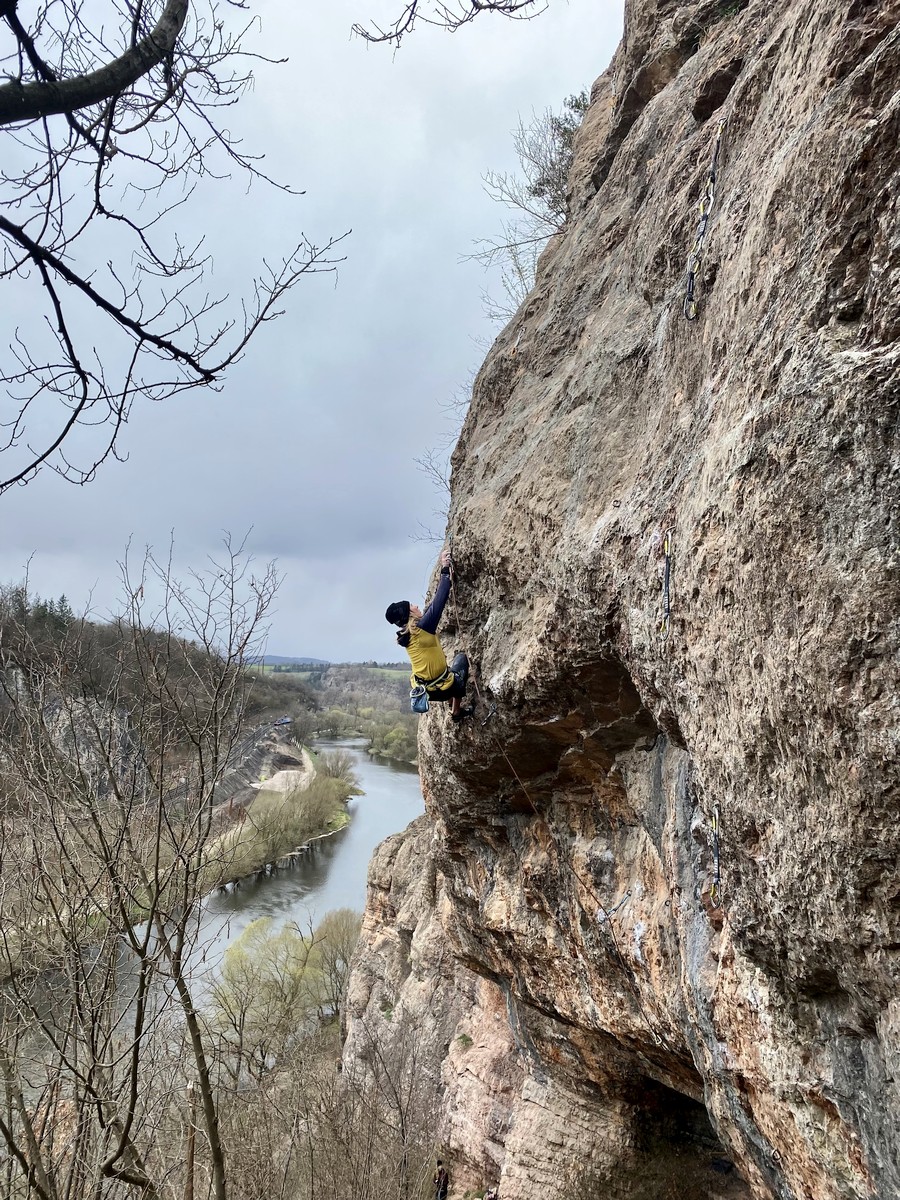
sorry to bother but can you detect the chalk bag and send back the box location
[410,685,429,714]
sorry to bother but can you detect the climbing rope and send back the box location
[445,546,665,1044]
[683,118,726,321]
[659,526,674,641]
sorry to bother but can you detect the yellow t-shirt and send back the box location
[405,624,454,693]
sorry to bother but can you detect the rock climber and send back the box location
[432,1159,450,1200]
[385,549,473,723]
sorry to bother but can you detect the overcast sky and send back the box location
[0,0,624,662]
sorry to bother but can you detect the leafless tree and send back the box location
[316,747,360,788]
[0,542,277,1200]
[0,1,346,493]
[409,366,478,543]
[309,1012,439,1200]
[353,0,545,47]
[471,92,589,320]
[0,556,419,1200]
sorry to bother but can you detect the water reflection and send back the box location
[5,742,422,1099]
[187,739,423,988]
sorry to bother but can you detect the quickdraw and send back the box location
[660,526,674,641]
[597,891,631,921]
[683,118,726,321]
[710,803,722,908]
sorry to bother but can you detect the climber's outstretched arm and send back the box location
[418,551,452,634]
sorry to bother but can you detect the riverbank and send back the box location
[0,734,358,980]
[187,738,424,981]
[367,745,417,768]
[204,742,360,891]
[289,666,419,767]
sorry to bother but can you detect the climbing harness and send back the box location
[683,118,726,321]
[414,666,451,691]
[409,655,451,715]
[709,803,722,908]
[659,527,674,641]
[446,543,665,1045]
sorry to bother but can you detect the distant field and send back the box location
[247,664,322,676]
[298,666,407,679]
[247,663,408,683]
[248,663,312,675]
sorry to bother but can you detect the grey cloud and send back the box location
[0,0,624,660]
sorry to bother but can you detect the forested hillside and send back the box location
[289,662,419,764]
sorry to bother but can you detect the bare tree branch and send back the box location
[0,1,189,126]
[0,2,345,492]
[0,545,278,1200]
[352,0,545,47]
[466,92,588,321]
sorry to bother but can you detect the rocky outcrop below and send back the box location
[345,2,899,1198]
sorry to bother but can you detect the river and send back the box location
[5,741,421,1101]
[186,739,424,991]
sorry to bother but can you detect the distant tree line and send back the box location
[0,578,318,747]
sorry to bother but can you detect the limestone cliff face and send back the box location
[345,2,900,1197]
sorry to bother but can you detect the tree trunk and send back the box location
[0,0,190,126]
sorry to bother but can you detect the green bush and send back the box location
[317,748,361,791]
[317,707,358,738]
[368,716,419,764]
[209,908,361,1074]
[210,774,354,885]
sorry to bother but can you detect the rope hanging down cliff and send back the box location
[683,118,726,321]
[447,554,665,1045]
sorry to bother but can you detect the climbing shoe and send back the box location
[451,705,475,725]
